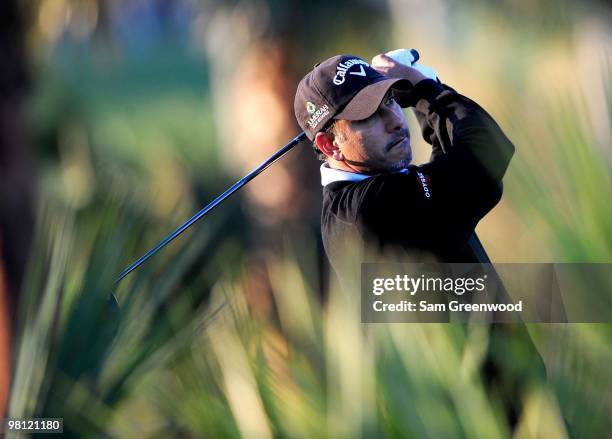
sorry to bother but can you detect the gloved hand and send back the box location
[377,48,438,81]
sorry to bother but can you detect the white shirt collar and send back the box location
[320,162,409,186]
[320,163,371,186]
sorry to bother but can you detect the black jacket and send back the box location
[321,79,515,278]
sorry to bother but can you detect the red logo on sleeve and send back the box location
[416,171,432,198]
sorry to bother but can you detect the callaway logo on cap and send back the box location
[294,54,411,140]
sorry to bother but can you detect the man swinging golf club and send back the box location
[114,49,542,428]
[118,48,513,285]
[294,50,515,280]
[294,51,547,428]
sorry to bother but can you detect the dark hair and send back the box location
[312,120,338,161]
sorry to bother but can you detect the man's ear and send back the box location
[315,131,344,161]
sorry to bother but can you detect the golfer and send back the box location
[294,52,515,278]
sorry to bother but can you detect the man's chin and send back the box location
[387,161,411,172]
[390,155,412,171]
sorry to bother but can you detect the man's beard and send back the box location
[389,155,413,171]
[343,149,412,173]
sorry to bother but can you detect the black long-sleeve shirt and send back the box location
[321,79,515,280]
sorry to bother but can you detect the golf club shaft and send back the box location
[115,131,307,284]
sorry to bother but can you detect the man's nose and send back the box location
[383,106,404,132]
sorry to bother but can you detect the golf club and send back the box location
[115,131,307,284]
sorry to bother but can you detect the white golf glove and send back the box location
[384,48,438,81]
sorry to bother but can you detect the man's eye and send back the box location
[386,96,396,105]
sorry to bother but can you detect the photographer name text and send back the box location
[371,274,523,313]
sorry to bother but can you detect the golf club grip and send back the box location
[115,131,307,284]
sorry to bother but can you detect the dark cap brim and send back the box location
[334,78,412,121]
